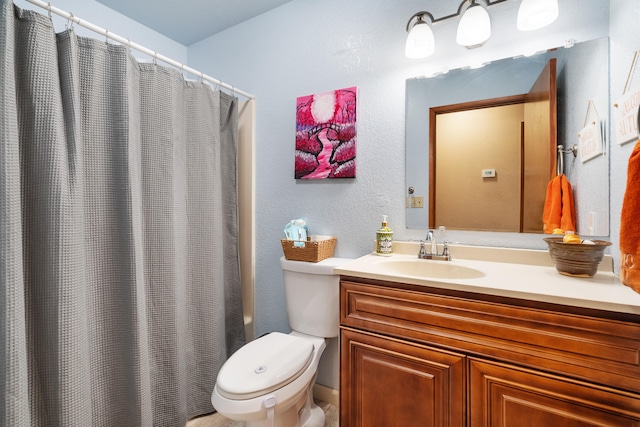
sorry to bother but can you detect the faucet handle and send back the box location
[418,241,427,258]
[442,241,451,259]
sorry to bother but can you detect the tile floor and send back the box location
[186,400,338,427]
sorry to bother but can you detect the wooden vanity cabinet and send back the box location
[341,328,465,427]
[339,276,640,427]
[469,359,640,426]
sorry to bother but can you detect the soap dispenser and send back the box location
[376,215,393,256]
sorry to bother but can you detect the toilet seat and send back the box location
[216,332,314,400]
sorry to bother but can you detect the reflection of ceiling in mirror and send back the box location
[405,37,610,236]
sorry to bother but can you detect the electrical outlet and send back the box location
[411,196,424,208]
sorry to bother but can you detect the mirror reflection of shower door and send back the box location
[429,59,557,232]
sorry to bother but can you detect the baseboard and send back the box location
[313,384,339,407]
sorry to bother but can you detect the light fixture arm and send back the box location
[408,0,509,27]
[405,0,553,59]
[456,0,475,17]
[405,11,435,32]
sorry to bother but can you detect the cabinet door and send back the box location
[470,358,640,427]
[340,328,465,427]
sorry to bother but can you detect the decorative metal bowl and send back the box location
[543,237,612,278]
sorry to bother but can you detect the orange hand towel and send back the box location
[543,174,576,234]
[620,140,640,294]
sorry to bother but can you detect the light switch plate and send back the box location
[411,196,424,208]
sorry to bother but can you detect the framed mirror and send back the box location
[406,37,610,236]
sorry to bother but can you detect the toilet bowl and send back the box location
[212,331,326,427]
[211,257,351,427]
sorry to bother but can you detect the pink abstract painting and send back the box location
[295,86,357,179]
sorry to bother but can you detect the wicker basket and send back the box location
[280,237,337,262]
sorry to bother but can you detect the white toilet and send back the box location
[211,256,351,427]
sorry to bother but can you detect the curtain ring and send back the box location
[47,2,52,19]
[153,52,157,65]
[200,72,204,83]
[105,29,109,44]
[66,12,74,31]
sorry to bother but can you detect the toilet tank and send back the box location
[280,257,352,338]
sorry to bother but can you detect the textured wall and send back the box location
[14,0,187,63]
[188,0,612,339]
[186,0,623,389]
[13,0,638,393]
[610,0,640,284]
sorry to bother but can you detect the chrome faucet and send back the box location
[418,230,451,261]
[426,230,437,255]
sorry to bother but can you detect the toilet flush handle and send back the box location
[263,394,276,427]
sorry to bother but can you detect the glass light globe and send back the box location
[405,20,435,59]
[456,4,491,48]
[517,0,559,31]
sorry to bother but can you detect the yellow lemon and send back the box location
[563,233,582,244]
[552,228,564,235]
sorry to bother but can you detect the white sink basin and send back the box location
[376,259,485,280]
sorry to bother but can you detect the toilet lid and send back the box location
[216,332,314,400]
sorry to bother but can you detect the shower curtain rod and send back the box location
[24,0,255,100]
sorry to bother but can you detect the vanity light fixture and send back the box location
[456,1,492,48]
[405,12,436,59]
[405,0,560,59]
[517,0,559,31]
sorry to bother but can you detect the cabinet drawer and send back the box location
[340,278,640,394]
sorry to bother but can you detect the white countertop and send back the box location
[334,242,640,315]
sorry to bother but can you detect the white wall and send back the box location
[187,0,626,389]
[610,0,640,296]
[13,0,188,63]
[16,0,639,391]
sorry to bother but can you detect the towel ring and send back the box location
[558,144,578,157]
[557,144,577,176]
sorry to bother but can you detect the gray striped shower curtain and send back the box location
[0,1,245,426]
